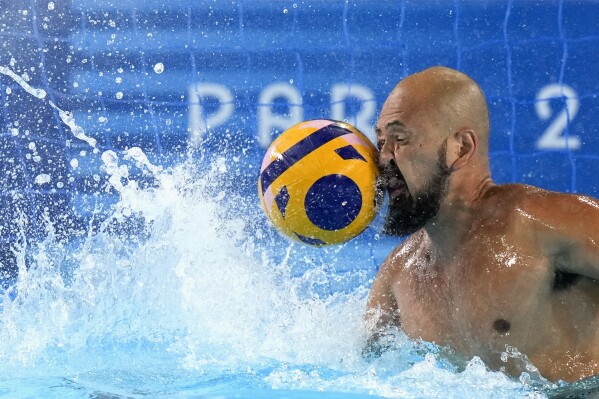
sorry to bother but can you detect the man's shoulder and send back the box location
[484,183,545,202]
[485,183,599,225]
[381,232,424,272]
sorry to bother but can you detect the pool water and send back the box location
[0,146,572,399]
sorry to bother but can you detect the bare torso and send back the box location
[380,184,599,382]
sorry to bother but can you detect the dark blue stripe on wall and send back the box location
[260,123,352,194]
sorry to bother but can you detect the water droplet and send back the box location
[56,181,64,188]
[293,3,297,8]
[5,87,11,95]
[34,174,51,185]
[165,119,172,126]
[73,82,78,88]
[28,142,36,150]
[289,79,294,84]
[115,91,123,99]
[98,116,108,123]
[48,2,55,10]
[70,158,79,169]
[283,8,288,13]
[153,63,164,74]
[115,77,122,84]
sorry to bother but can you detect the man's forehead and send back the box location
[378,87,412,120]
[376,98,410,133]
[382,85,405,108]
[376,81,431,133]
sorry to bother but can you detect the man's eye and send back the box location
[377,140,385,151]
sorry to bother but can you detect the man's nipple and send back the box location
[493,318,511,333]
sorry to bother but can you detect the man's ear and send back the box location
[448,130,477,170]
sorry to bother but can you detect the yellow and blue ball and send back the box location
[258,119,381,246]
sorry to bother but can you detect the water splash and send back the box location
[0,153,550,397]
[0,153,360,368]
[0,65,98,148]
[0,66,47,99]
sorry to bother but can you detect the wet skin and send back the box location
[366,67,599,382]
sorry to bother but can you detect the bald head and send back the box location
[376,67,493,235]
[386,66,490,151]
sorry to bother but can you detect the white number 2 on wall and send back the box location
[535,84,580,151]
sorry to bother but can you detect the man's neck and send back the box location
[422,173,494,262]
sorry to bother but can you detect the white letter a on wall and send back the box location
[258,83,303,148]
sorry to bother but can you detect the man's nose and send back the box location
[378,141,394,168]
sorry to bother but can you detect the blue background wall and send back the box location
[1,0,598,278]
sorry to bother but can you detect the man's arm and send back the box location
[363,246,402,358]
[520,191,599,280]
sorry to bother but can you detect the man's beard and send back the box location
[381,142,451,236]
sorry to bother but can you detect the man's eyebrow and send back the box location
[385,120,406,130]
[375,120,407,136]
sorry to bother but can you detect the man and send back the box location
[366,66,599,382]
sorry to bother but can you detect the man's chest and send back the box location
[389,236,552,354]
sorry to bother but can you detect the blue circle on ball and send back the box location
[304,174,362,231]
